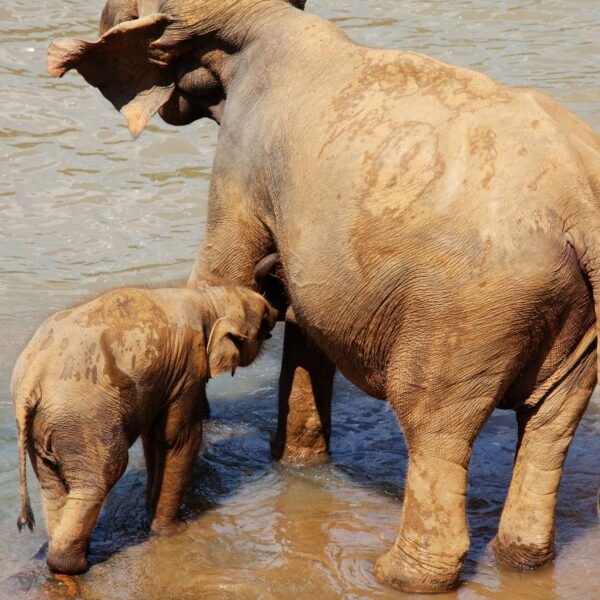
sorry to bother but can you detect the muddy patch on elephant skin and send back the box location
[99,330,137,394]
[357,121,444,214]
[468,127,497,189]
[40,329,54,351]
[59,355,74,381]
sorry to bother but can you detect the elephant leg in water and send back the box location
[374,329,511,592]
[143,384,204,534]
[28,452,67,543]
[494,348,596,568]
[37,443,128,575]
[254,256,336,464]
[272,321,335,464]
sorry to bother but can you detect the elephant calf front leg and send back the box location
[272,322,335,464]
[149,391,204,535]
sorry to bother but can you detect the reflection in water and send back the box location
[1,1,599,598]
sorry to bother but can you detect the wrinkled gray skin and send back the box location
[12,285,277,575]
[48,0,600,592]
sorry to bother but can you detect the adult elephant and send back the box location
[49,0,600,592]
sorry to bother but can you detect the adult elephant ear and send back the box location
[48,14,176,138]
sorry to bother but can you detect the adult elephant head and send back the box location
[48,0,305,136]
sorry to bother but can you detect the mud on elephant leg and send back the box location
[45,443,129,575]
[46,492,105,575]
[375,361,497,593]
[148,388,204,535]
[374,453,471,593]
[271,322,335,465]
[30,452,68,540]
[494,348,596,569]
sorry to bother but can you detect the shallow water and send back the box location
[1,0,599,598]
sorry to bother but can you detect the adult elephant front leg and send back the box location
[272,320,335,464]
[188,182,335,464]
[187,176,273,290]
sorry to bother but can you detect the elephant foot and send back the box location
[492,535,554,570]
[373,542,462,594]
[150,519,187,536]
[46,550,89,576]
[270,432,330,465]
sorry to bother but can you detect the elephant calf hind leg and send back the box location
[30,452,68,540]
[494,349,596,569]
[46,492,104,575]
[46,441,129,575]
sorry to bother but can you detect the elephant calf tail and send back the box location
[15,389,37,532]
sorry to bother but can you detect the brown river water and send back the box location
[1,1,600,598]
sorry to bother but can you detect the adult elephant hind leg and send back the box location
[374,356,499,593]
[272,322,335,464]
[494,344,596,569]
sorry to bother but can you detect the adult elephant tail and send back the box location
[568,206,600,379]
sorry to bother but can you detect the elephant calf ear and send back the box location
[48,14,176,138]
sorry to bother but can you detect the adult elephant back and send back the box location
[49,0,600,592]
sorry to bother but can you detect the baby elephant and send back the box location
[12,285,277,575]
